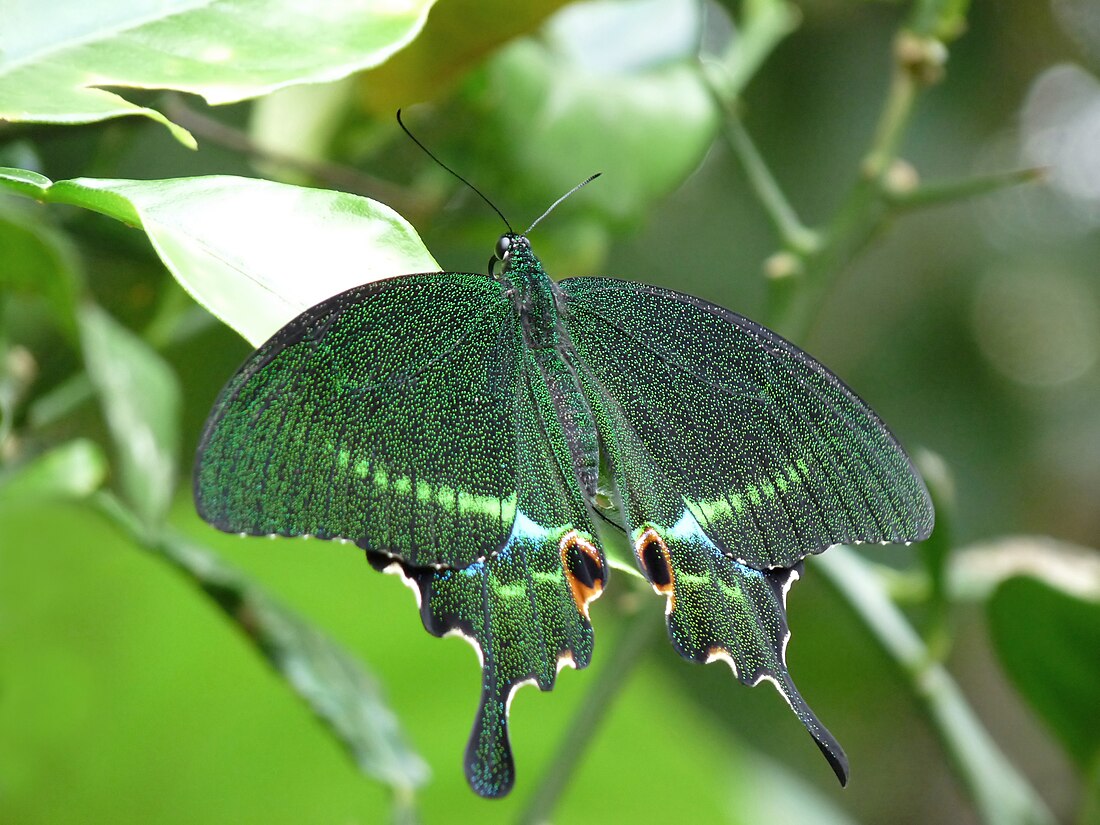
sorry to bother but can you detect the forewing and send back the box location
[195,272,521,569]
[559,277,933,570]
[373,349,608,798]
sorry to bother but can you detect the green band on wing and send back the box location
[684,458,810,525]
[344,452,518,523]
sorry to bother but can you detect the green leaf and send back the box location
[0,171,439,345]
[459,0,719,223]
[0,199,84,342]
[95,491,430,796]
[354,0,574,113]
[0,0,439,147]
[817,547,1056,825]
[162,531,430,793]
[80,304,180,530]
[989,575,1100,770]
[0,166,53,196]
[0,439,107,500]
[1083,764,1100,825]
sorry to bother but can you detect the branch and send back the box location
[719,110,820,255]
[518,605,663,825]
[815,548,1055,825]
[709,3,1054,822]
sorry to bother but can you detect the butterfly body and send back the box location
[195,229,933,798]
[498,233,604,503]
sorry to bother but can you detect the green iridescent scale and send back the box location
[195,232,933,797]
[195,272,521,569]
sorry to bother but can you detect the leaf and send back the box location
[0,439,107,500]
[163,532,431,792]
[816,547,1056,825]
[96,491,430,795]
[80,304,180,529]
[988,575,1100,769]
[353,0,575,112]
[0,0,439,147]
[0,199,84,342]
[463,0,719,222]
[0,170,439,345]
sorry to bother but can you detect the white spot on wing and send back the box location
[780,567,800,605]
[704,649,741,681]
[752,673,797,712]
[379,561,423,609]
[444,627,484,668]
[556,652,578,673]
[505,677,539,716]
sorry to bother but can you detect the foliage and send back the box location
[2,0,1099,823]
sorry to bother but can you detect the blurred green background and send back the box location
[2,1,1099,823]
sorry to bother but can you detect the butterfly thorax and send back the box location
[498,233,602,502]
[497,234,564,352]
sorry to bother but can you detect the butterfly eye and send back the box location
[495,235,512,262]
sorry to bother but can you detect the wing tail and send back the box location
[633,514,849,786]
[372,520,607,797]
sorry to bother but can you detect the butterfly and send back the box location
[194,177,933,799]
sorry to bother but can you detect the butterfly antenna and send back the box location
[523,173,601,235]
[396,109,513,233]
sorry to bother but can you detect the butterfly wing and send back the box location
[373,346,608,798]
[559,277,934,784]
[195,272,523,569]
[633,517,849,782]
[558,277,933,569]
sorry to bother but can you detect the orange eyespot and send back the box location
[558,530,607,618]
[635,527,675,600]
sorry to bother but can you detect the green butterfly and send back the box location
[195,205,933,798]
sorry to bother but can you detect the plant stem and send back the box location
[769,32,926,340]
[862,57,919,182]
[815,548,1055,825]
[705,0,801,103]
[720,113,820,255]
[721,2,1053,822]
[518,605,663,825]
[888,167,1045,210]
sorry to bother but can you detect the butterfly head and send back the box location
[491,233,532,276]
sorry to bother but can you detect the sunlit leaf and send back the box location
[162,530,432,793]
[989,575,1100,769]
[953,536,1100,602]
[457,0,719,223]
[0,0,439,147]
[354,0,574,112]
[0,170,438,345]
[80,305,180,529]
